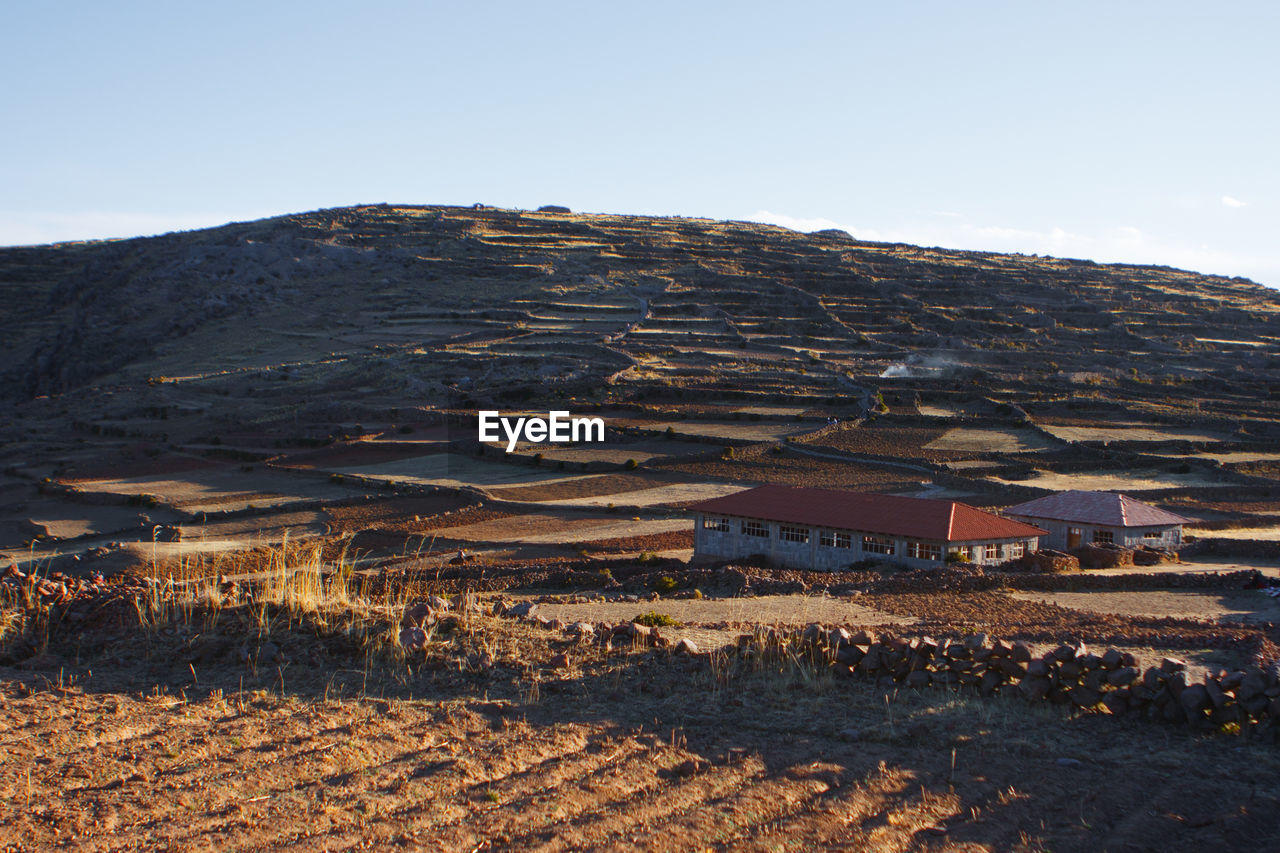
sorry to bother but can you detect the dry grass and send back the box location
[7,542,1280,850]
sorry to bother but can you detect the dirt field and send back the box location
[3,498,183,542]
[531,482,750,508]
[502,439,714,465]
[1009,589,1280,624]
[66,467,370,513]
[430,512,692,546]
[533,594,915,652]
[645,420,817,442]
[655,451,927,491]
[1038,423,1230,444]
[993,468,1230,492]
[1158,451,1280,464]
[923,427,1059,454]
[488,474,668,503]
[327,454,598,490]
[5,607,1280,852]
[1187,524,1280,540]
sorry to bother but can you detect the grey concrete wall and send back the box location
[693,512,1039,571]
[1005,515,1182,551]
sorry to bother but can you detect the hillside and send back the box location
[4,204,1280,439]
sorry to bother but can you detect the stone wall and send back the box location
[499,600,1280,738]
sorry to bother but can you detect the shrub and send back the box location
[652,575,678,593]
[633,610,680,628]
[624,458,638,470]
[637,552,656,564]
[945,550,972,564]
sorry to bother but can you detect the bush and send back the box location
[624,458,638,470]
[633,610,681,628]
[945,550,971,564]
[653,575,678,593]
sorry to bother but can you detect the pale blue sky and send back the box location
[3,2,1276,285]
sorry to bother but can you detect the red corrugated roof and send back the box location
[1003,490,1192,527]
[688,485,1046,541]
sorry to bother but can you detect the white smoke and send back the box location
[879,354,956,379]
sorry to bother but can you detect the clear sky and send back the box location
[3,2,1277,285]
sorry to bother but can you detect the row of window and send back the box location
[702,516,1026,560]
[1070,527,1167,545]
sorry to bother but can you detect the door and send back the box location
[1067,527,1082,548]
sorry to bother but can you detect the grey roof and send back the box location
[1002,490,1192,528]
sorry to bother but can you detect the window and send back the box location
[743,520,769,538]
[702,516,730,532]
[1143,529,1163,540]
[779,524,809,544]
[820,531,852,549]
[982,544,998,560]
[863,535,895,555]
[1092,530,1114,544]
[907,541,941,561]
[1008,542,1025,559]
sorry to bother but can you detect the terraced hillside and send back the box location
[4,204,1280,431]
[9,204,1280,573]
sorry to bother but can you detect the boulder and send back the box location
[674,638,700,655]
[1107,667,1139,687]
[400,626,427,650]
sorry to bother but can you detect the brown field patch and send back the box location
[273,440,449,470]
[325,493,480,529]
[655,450,927,491]
[806,425,952,459]
[576,529,694,553]
[488,473,666,502]
[1009,589,1280,624]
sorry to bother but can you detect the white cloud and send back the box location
[745,210,847,234]
[744,209,1280,288]
[0,210,274,247]
[1222,195,1248,208]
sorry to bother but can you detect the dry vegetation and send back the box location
[654,447,926,491]
[6,556,1280,851]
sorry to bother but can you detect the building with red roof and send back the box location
[687,485,1046,571]
[1002,490,1191,550]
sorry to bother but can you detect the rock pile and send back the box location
[1022,549,1079,573]
[495,598,684,651]
[751,624,1280,738]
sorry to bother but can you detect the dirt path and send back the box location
[531,593,916,651]
[1009,589,1280,624]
